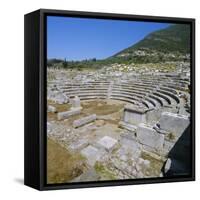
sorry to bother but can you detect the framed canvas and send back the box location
[24,9,195,190]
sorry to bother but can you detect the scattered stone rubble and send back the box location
[47,62,191,182]
[73,114,97,128]
[57,107,81,120]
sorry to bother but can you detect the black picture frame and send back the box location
[24,9,195,191]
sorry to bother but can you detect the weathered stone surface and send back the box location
[119,136,141,160]
[137,123,164,151]
[48,91,68,104]
[69,96,81,109]
[97,136,118,152]
[68,138,89,152]
[47,65,191,180]
[164,158,172,174]
[159,112,189,137]
[48,105,57,113]
[73,114,96,128]
[57,108,81,120]
[143,159,151,168]
[136,171,144,178]
[123,105,148,125]
[95,120,105,127]
[142,149,165,162]
[119,121,137,132]
[81,145,106,166]
[47,122,52,134]
[71,168,100,182]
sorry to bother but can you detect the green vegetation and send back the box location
[114,24,190,56]
[94,162,117,180]
[166,132,176,141]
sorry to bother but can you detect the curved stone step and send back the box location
[144,96,160,108]
[157,89,180,104]
[159,86,178,95]
[110,97,140,106]
[152,92,174,105]
[148,94,167,107]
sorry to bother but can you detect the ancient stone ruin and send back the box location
[47,63,191,181]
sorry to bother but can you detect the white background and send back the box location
[0,0,199,198]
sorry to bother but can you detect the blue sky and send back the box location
[47,16,170,60]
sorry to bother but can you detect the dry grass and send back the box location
[47,100,71,121]
[141,151,164,177]
[47,138,87,184]
[82,100,124,115]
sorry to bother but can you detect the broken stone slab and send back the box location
[47,105,57,113]
[142,149,166,162]
[57,107,81,120]
[73,114,96,128]
[135,158,150,174]
[117,143,141,161]
[81,145,106,166]
[137,123,164,151]
[48,91,68,104]
[96,136,118,152]
[69,95,82,109]
[159,112,190,137]
[111,157,134,176]
[118,121,137,132]
[119,135,142,159]
[120,131,136,141]
[68,138,89,152]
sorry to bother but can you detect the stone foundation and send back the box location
[123,105,149,125]
[57,107,81,120]
[137,123,165,152]
[159,112,190,137]
[73,114,97,128]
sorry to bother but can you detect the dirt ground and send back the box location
[47,138,87,184]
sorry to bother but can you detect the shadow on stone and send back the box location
[162,125,192,177]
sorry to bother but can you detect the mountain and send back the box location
[110,24,190,63]
[47,24,191,68]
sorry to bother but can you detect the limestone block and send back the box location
[73,114,96,128]
[70,96,81,108]
[97,136,118,152]
[68,138,89,152]
[81,145,106,166]
[159,112,190,137]
[118,121,137,132]
[137,123,164,151]
[47,105,57,113]
[123,105,148,125]
[57,108,81,120]
[48,91,68,104]
[119,136,141,160]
